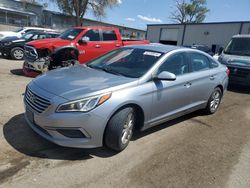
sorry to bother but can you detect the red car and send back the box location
[23,26,150,77]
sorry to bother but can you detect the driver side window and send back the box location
[83,30,100,41]
[158,53,189,76]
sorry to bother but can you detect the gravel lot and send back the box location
[0,57,250,188]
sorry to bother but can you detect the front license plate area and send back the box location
[26,108,34,123]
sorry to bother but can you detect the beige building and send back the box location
[0,0,146,40]
[147,21,250,52]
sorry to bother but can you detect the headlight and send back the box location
[4,42,12,46]
[56,93,112,112]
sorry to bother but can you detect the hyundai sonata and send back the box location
[24,44,229,151]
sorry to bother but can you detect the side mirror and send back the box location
[154,71,176,81]
[218,47,224,55]
[79,36,90,44]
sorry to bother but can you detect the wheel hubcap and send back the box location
[121,113,134,145]
[14,50,24,59]
[210,91,220,112]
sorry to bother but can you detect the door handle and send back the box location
[95,44,101,48]
[210,75,215,80]
[116,44,121,47]
[184,82,192,88]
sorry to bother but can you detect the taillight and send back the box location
[226,68,230,76]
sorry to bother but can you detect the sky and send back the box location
[45,0,250,30]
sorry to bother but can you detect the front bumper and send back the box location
[23,61,41,77]
[24,104,107,148]
[227,66,250,86]
[0,46,11,56]
[23,84,108,148]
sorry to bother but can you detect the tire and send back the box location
[10,47,24,60]
[205,87,222,114]
[104,107,136,152]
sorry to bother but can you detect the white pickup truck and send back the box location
[0,27,56,40]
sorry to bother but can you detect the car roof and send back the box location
[25,31,59,35]
[232,34,250,38]
[73,26,120,30]
[124,44,183,53]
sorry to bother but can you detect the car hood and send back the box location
[27,38,71,49]
[220,53,250,67]
[32,65,138,100]
[0,36,19,42]
[0,31,19,38]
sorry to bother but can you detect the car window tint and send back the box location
[84,30,100,41]
[190,53,210,72]
[24,29,33,33]
[158,53,189,76]
[102,30,117,41]
[38,34,47,39]
[31,34,38,40]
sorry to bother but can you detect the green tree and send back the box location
[170,0,209,23]
[54,0,120,26]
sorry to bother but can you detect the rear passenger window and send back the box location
[38,34,47,39]
[190,53,210,72]
[102,30,117,41]
[84,30,100,41]
[158,53,189,76]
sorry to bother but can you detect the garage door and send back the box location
[160,28,179,45]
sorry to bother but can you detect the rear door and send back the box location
[187,52,219,105]
[99,29,123,54]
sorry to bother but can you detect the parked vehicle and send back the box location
[0,31,59,60]
[23,26,150,77]
[191,45,214,56]
[0,27,56,41]
[24,44,229,151]
[218,34,250,86]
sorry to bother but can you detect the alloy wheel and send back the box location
[121,113,134,145]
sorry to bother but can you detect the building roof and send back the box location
[43,9,146,32]
[0,6,36,16]
[147,21,250,27]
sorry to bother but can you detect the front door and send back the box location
[77,29,102,63]
[150,52,192,125]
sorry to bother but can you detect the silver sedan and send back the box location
[24,44,229,151]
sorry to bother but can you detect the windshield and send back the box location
[224,38,250,56]
[59,28,83,40]
[15,28,23,33]
[21,32,34,40]
[87,48,163,78]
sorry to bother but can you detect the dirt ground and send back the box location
[0,57,250,188]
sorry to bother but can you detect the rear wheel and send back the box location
[104,107,135,152]
[11,47,24,60]
[205,87,222,114]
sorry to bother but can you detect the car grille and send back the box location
[25,87,51,113]
[228,67,250,78]
[24,45,38,59]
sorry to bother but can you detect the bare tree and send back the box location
[54,0,120,26]
[170,0,209,23]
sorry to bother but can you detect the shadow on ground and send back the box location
[132,110,207,140]
[3,114,117,161]
[10,69,25,76]
[3,110,207,161]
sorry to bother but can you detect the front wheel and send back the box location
[205,87,222,114]
[104,107,135,152]
[10,47,24,60]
